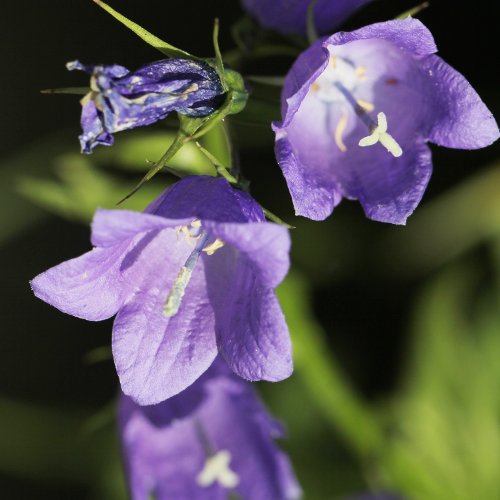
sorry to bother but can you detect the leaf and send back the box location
[92,0,196,59]
[41,86,89,95]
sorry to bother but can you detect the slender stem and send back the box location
[195,142,238,184]
[261,208,295,229]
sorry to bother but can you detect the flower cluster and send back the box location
[32,1,498,497]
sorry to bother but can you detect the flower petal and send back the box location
[355,140,433,224]
[30,242,130,321]
[112,230,218,405]
[148,176,265,223]
[91,208,190,248]
[422,55,499,149]
[205,244,293,382]
[326,18,437,56]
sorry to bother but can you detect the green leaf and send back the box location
[92,0,196,59]
[18,154,165,223]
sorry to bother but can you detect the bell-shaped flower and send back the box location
[273,19,499,224]
[31,176,292,404]
[68,59,225,153]
[119,357,301,500]
[241,0,373,36]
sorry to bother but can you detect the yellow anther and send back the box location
[190,219,202,228]
[196,450,239,489]
[334,112,349,153]
[329,56,337,68]
[358,112,403,158]
[357,99,374,112]
[163,266,193,317]
[202,238,225,256]
[311,82,320,93]
[355,66,367,80]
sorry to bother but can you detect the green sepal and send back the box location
[92,0,197,60]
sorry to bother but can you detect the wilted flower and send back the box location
[68,59,225,153]
[119,357,301,500]
[273,19,499,224]
[241,0,373,36]
[31,176,292,404]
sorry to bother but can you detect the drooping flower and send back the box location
[119,357,301,500]
[241,0,373,36]
[31,176,292,404]
[68,59,225,153]
[273,19,499,224]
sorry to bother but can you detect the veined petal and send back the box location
[112,230,218,405]
[91,208,191,247]
[30,242,131,321]
[422,55,500,149]
[205,246,293,382]
[355,140,433,225]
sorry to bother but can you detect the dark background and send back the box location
[1,1,498,498]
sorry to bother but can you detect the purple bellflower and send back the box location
[31,176,293,405]
[241,0,373,36]
[273,19,499,224]
[68,59,225,153]
[119,357,301,500]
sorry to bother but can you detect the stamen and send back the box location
[202,238,225,255]
[329,55,337,68]
[163,232,210,317]
[355,66,367,81]
[334,112,348,152]
[357,99,374,112]
[196,450,239,489]
[358,112,403,158]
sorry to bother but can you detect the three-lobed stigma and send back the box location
[196,450,240,489]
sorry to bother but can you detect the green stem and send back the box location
[195,142,238,184]
[306,0,319,45]
[261,208,295,229]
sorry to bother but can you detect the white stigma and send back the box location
[358,112,403,157]
[196,450,240,489]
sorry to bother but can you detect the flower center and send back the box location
[310,55,402,158]
[163,219,225,318]
[196,450,240,489]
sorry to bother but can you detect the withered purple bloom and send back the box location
[68,59,225,153]
[31,176,292,405]
[241,0,373,36]
[119,357,301,500]
[273,19,499,224]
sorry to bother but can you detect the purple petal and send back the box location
[90,209,191,248]
[148,176,265,223]
[204,225,293,381]
[422,55,499,149]
[326,18,437,56]
[112,229,218,405]
[30,242,130,321]
[79,100,113,154]
[354,140,433,224]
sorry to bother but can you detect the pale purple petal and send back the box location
[422,55,499,148]
[205,237,293,381]
[112,229,218,405]
[30,242,130,321]
[90,208,190,247]
[326,18,437,56]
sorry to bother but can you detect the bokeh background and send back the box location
[1,1,499,498]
